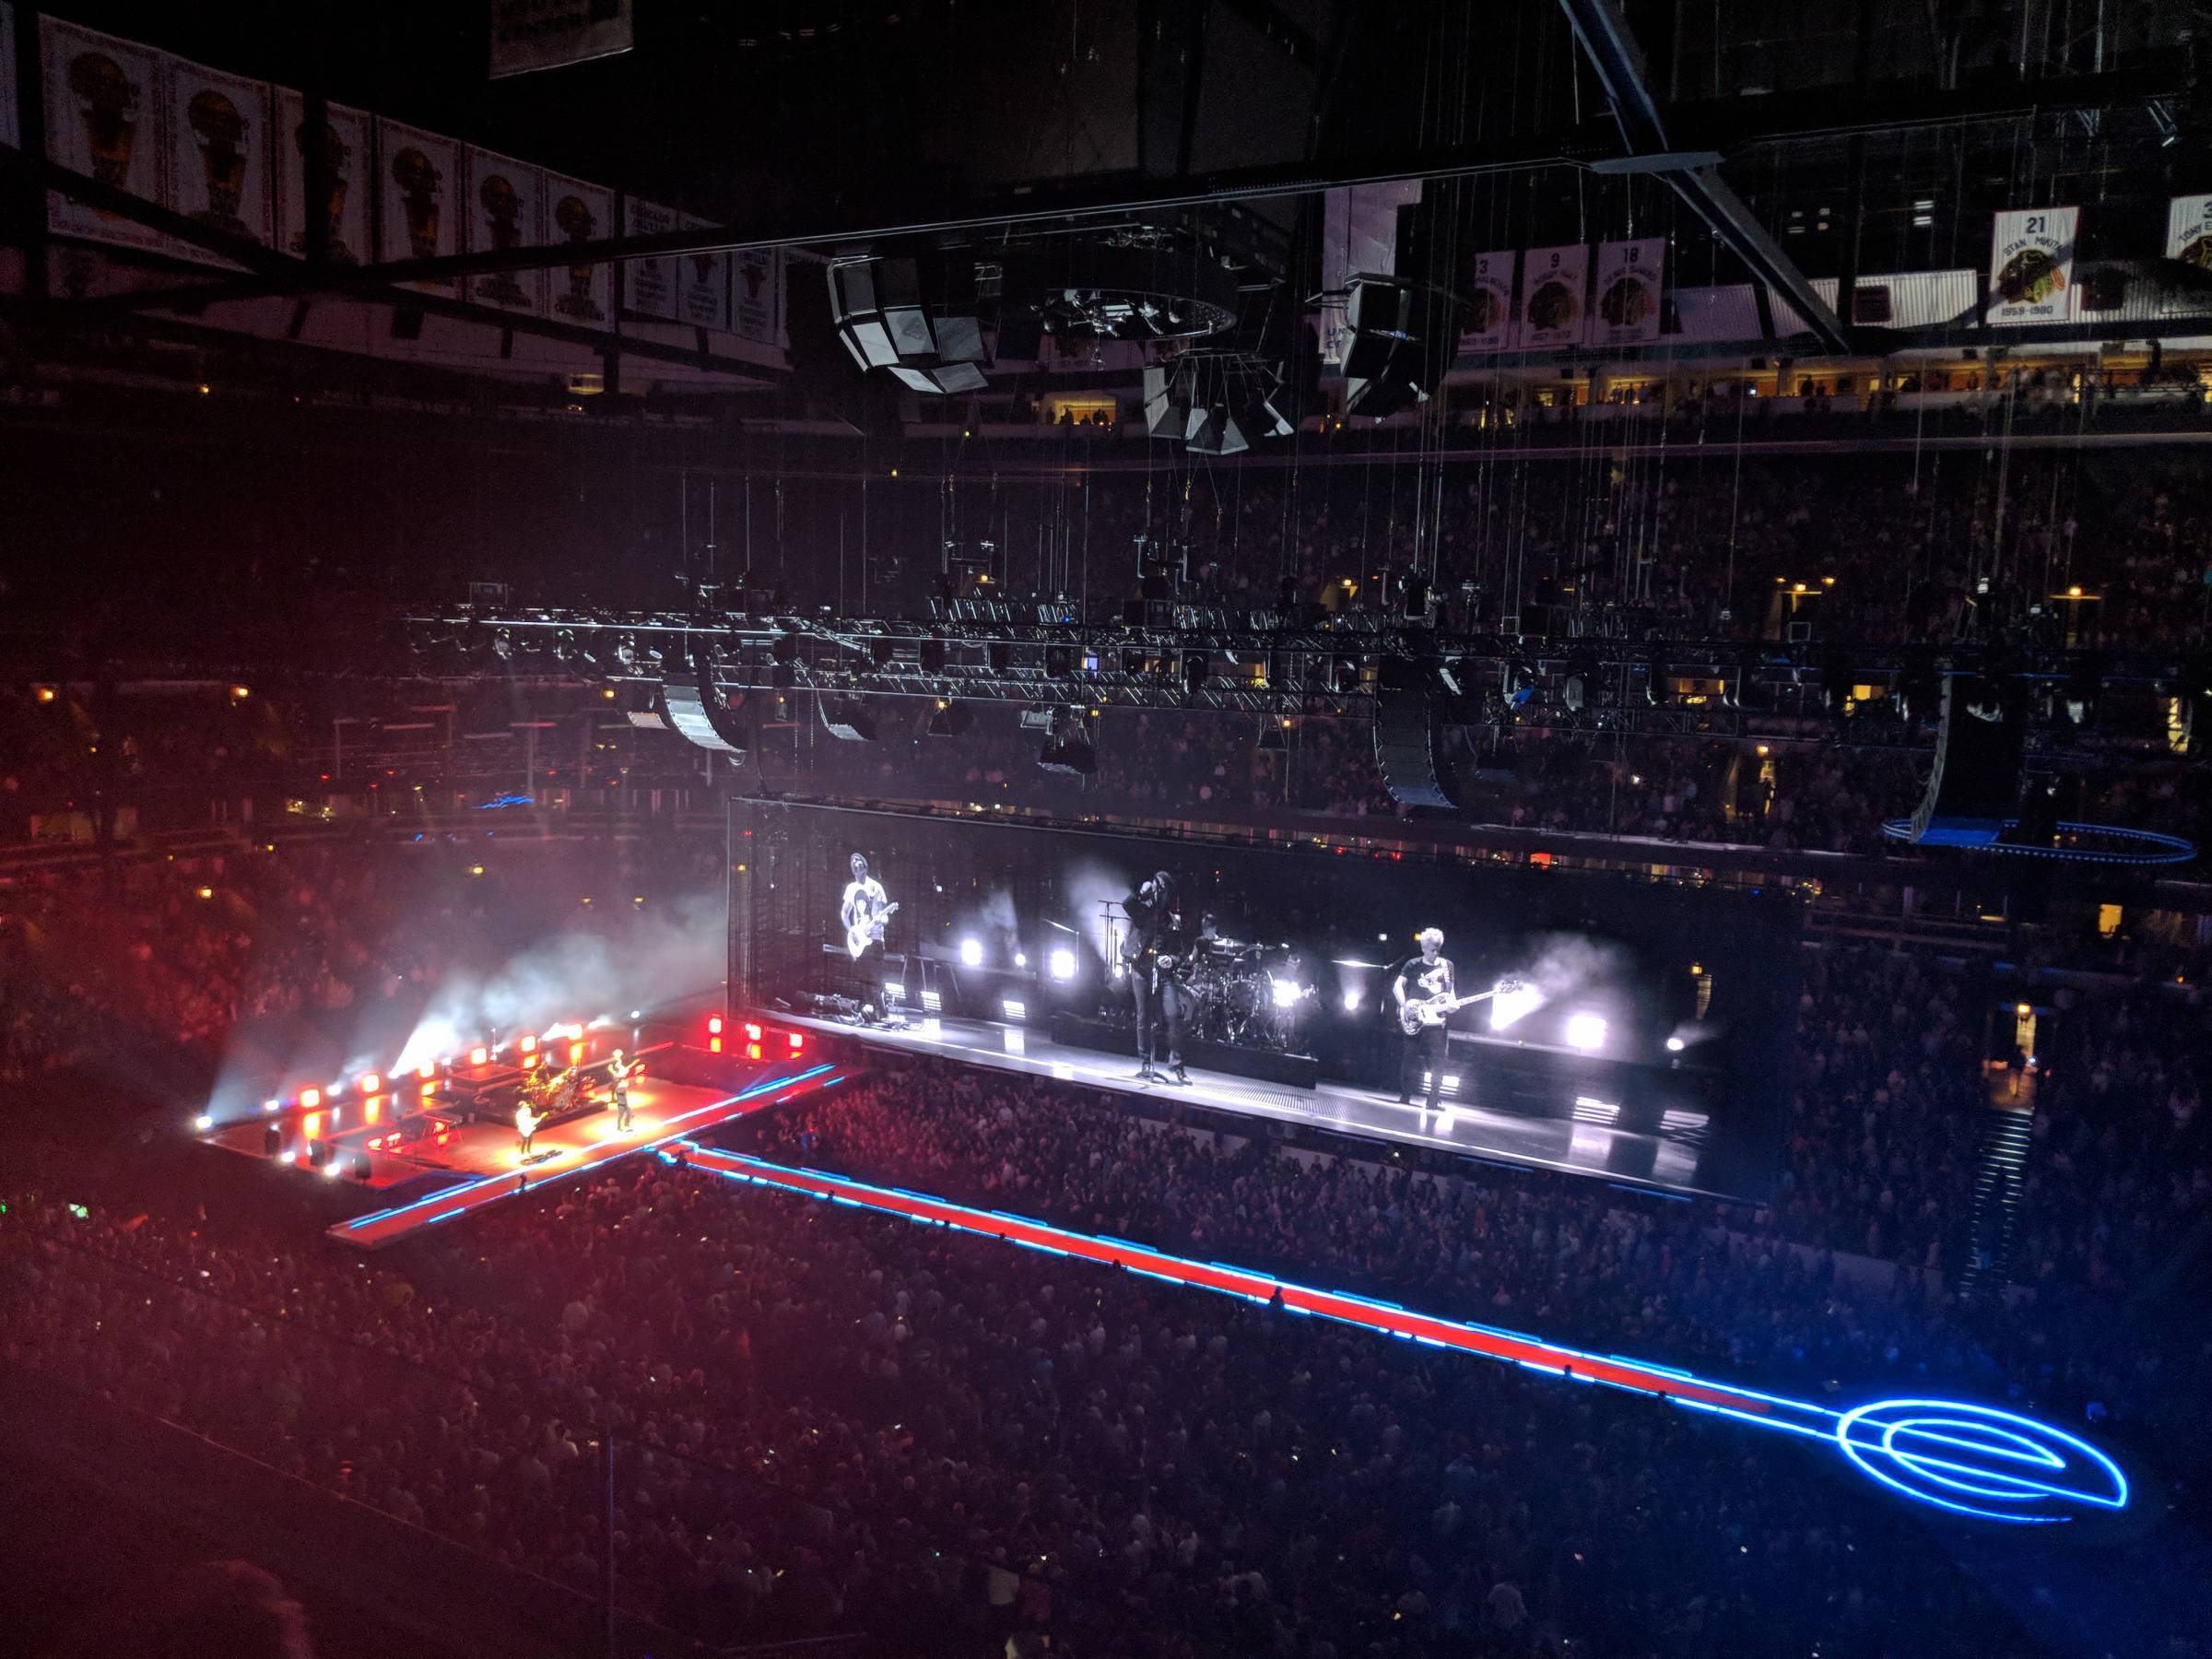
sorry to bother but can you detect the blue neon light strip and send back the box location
[673,1145,2128,1527]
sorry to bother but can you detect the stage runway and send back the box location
[782,1010,1733,1197]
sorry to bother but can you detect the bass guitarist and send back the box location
[1391,927,1457,1112]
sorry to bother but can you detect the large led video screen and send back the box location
[730,799,1802,1198]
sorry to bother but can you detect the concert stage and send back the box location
[782,1008,1737,1196]
[200,1062,839,1249]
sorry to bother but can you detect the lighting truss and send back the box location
[397,605,2187,738]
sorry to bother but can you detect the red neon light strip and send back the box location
[677,1146,1766,1415]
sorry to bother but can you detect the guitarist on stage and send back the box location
[1391,927,1457,1112]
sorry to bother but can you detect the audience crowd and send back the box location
[3,817,2207,1655]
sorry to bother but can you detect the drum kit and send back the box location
[1179,932,1312,1051]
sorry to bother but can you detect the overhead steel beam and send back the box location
[1556,0,1853,355]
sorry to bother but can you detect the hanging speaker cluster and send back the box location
[1903,672,2025,846]
[660,653,748,757]
[1341,276,1451,420]
[1141,355,1293,456]
[1373,657,1460,810]
[828,255,990,395]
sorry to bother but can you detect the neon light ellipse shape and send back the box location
[1832,1398,2128,1524]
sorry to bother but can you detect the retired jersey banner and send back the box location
[461,147,546,316]
[377,119,464,290]
[1519,243,1587,349]
[42,18,168,252]
[273,90,371,265]
[1,6,20,152]
[490,0,634,78]
[1986,206,2076,326]
[1591,238,1665,347]
[166,56,274,265]
[543,173,615,326]
[732,247,782,343]
[1459,250,1515,353]
[622,197,680,320]
[677,224,730,331]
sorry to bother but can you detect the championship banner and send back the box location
[1459,250,1515,354]
[273,89,371,265]
[733,248,782,343]
[1590,238,1665,347]
[377,120,465,290]
[42,18,168,252]
[1,5,20,152]
[622,197,679,320]
[1986,206,2077,326]
[490,0,635,78]
[1519,243,1587,349]
[461,147,546,316]
[165,56,274,266]
[2166,194,2212,269]
[677,222,730,331]
[542,173,615,326]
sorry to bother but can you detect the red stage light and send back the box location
[364,1098,382,1125]
[569,1041,585,1065]
[788,1032,804,1051]
[746,1042,761,1061]
[300,1088,321,1109]
[523,1053,540,1070]
[519,1034,537,1054]
[708,1017,724,1036]
[302,1112,321,1140]
[417,1061,436,1080]
[469,1046,488,1066]
[743,1022,763,1042]
[419,1080,437,1098]
[359,1072,381,1095]
[710,1037,724,1054]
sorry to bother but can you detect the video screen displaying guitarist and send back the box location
[1391,927,1457,1111]
[841,853,896,960]
[1123,870,1190,1085]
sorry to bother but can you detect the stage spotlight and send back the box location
[299,1088,322,1110]
[359,1072,381,1095]
[323,1155,347,1180]
[1269,977,1305,1009]
[263,1098,280,1113]
[1001,997,1028,1021]
[1342,985,1365,1013]
[959,937,984,967]
[193,1112,214,1132]
[1565,1012,1607,1052]
[1048,947,1077,982]
[1666,1036,1687,1053]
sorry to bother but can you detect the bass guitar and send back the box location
[1396,975,1527,1037]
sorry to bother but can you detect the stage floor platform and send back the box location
[782,1010,1735,1197]
[205,1068,838,1249]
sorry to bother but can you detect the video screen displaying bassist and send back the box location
[1122,870,1191,1085]
[1391,927,1457,1112]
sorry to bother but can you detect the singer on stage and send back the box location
[1123,870,1190,1085]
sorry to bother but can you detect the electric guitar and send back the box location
[1397,975,1527,1036]
[844,900,899,959]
